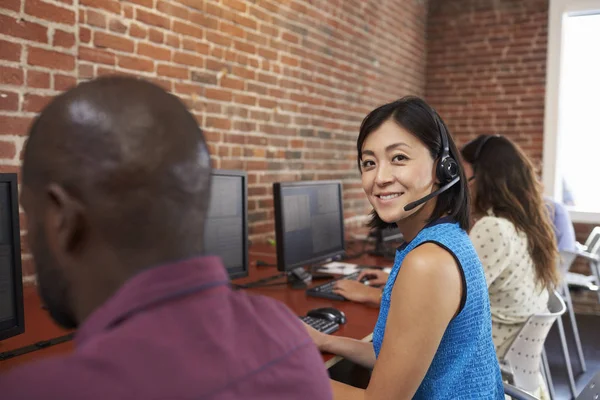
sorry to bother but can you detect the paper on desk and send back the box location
[317,262,361,275]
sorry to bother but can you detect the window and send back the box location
[544,0,600,223]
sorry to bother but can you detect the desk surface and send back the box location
[0,243,392,372]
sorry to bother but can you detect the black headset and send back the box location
[435,115,460,184]
[403,113,460,211]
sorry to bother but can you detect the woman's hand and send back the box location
[357,268,390,286]
[302,321,330,351]
[333,280,382,306]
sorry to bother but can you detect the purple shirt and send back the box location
[0,256,332,399]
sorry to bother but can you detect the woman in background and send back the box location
[461,134,559,357]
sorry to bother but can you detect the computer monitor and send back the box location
[273,180,345,281]
[368,226,404,259]
[0,173,24,341]
[204,170,248,280]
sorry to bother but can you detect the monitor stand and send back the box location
[287,267,312,289]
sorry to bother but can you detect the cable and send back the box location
[256,260,276,267]
[235,272,287,289]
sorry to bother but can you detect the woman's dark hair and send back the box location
[356,96,470,231]
[461,135,560,290]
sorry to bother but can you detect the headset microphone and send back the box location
[403,175,460,211]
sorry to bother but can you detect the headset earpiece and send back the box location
[434,115,459,184]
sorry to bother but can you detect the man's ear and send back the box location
[45,184,86,253]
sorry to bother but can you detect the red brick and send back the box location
[118,55,155,72]
[177,0,203,11]
[80,0,120,14]
[0,91,19,111]
[233,40,256,54]
[172,21,203,38]
[173,51,204,67]
[0,141,17,159]
[94,32,134,52]
[189,11,219,30]
[53,30,75,48]
[123,4,133,18]
[79,27,92,43]
[165,34,180,48]
[0,116,32,136]
[0,66,24,86]
[181,38,210,55]
[86,10,107,28]
[28,47,75,71]
[157,1,189,19]
[204,88,233,102]
[156,64,188,79]
[78,64,94,79]
[23,93,54,113]
[222,0,246,12]
[26,70,50,88]
[149,28,164,44]
[137,43,171,61]
[206,117,231,130]
[234,93,256,106]
[205,31,232,47]
[128,0,153,7]
[129,24,147,38]
[109,18,128,34]
[96,66,116,77]
[221,76,244,90]
[220,22,244,38]
[0,15,48,43]
[78,46,116,65]
[25,0,76,25]
[0,39,21,62]
[54,74,77,91]
[136,9,171,29]
[0,0,20,11]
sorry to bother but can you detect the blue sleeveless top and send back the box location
[372,220,503,399]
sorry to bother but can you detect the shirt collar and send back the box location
[75,255,230,345]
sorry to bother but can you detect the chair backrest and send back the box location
[503,382,540,400]
[584,226,600,254]
[576,371,600,400]
[502,291,567,392]
[558,250,578,276]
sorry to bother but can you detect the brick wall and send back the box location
[425,0,548,164]
[0,0,429,277]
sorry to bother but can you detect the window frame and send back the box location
[543,0,600,223]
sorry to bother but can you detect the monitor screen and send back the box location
[0,174,24,341]
[273,180,345,271]
[204,170,248,280]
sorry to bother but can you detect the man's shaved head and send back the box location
[21,76,212,328]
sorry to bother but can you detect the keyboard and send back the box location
[306,271,361,301]
[300,315,339,334]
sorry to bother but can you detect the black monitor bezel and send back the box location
[273,180,346,272]
[208,169,249,280]
[0,173,24,341]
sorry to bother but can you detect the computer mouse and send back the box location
[307,307,347,325]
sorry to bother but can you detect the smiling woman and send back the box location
[303,96,504,400]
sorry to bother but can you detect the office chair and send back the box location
[503,382,540,400]
[567,227,600,303]
[576,371,600,400]
[500,290,567,400]
[555,251,587,398]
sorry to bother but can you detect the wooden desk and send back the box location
[0,286,73,372]
[0,244,392,372]
[244,243,390,367]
